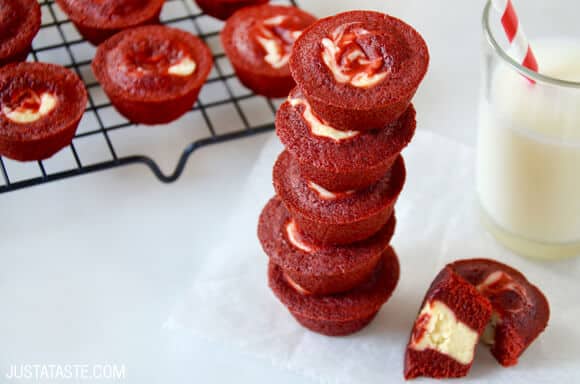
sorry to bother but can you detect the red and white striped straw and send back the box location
[491,0,539,74]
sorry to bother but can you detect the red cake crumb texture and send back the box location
[221,5,316,98]
[195,0,269,21]
[273,150,405,245]
[451,259,550,367]
[0,62,87,161]
[0,0,41,66]
[276,87,416,191]
[290,10,429,131]
[269,247,400,336]
[55,0,165,45]
[258,196,396,295]
[405,266,493,380]
[93,25,213,125]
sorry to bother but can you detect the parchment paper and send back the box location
[167,130,580,383]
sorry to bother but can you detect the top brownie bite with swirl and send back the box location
[0,0,41,66]
[92,25,213,125]
[290,11,429,131]
[222,5,316,98]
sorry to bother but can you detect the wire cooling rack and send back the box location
[0,0,298,194]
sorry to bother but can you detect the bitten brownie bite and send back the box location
[452,259,550,367]
[405,266,493,380]
[55,0,165,45]
[93,25,213,125]
[277,87,416,191]
[221,5,316,98]
[0,0,41,66]
[258,196,396,295]
[269,247,400,336]
[290,11,429,130]
[273,150,405,245]
[0,63,87,161]
[195,0,268,21]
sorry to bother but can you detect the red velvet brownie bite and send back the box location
[222,5,316,98]
[0,0,41,66]
[405,266,493,379]
[273,150,405,245]
[451,259,550,367]
[290,11,429,131]
[258,196,396,295]
[277,87,416,191]
[56,0,165,45]
[93,25,213,125]
[195,0,269,21]
[0,63,87,161]
[269,247,400,336]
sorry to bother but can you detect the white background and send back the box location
[1,0,576,383]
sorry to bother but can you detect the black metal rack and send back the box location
[0,0,297,194]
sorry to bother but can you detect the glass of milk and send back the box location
[478,1,580,260]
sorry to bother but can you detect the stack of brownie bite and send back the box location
[258,10,429,336]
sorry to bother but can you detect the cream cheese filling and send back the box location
[410,300,479,365]
[256,36,291,69]
[285,220,312,253]
[256,16,302,69]
[2,92,58,124]
[288,97,359,141]
[308,181,355,200]
[283,273,311,295]
[481,311,501,346]
[321,24,390,88]
[168,57,197,77]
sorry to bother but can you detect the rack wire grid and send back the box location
[0,0,298,194]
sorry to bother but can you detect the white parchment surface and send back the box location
[167,131,580,383]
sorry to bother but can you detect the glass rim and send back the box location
[483,0,580,88]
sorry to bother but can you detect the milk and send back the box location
[477,38,580,258]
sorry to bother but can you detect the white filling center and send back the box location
[308,181,355,200]
[321,23,389,88]
[411,300,479,365]
[283,273,311,295]
[288,96,359,141]
[285,220,312,253]
[168,57,197,77]
[2,92,58,124]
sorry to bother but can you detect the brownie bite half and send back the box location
[405,266,493,379]
[451,259,550,367]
